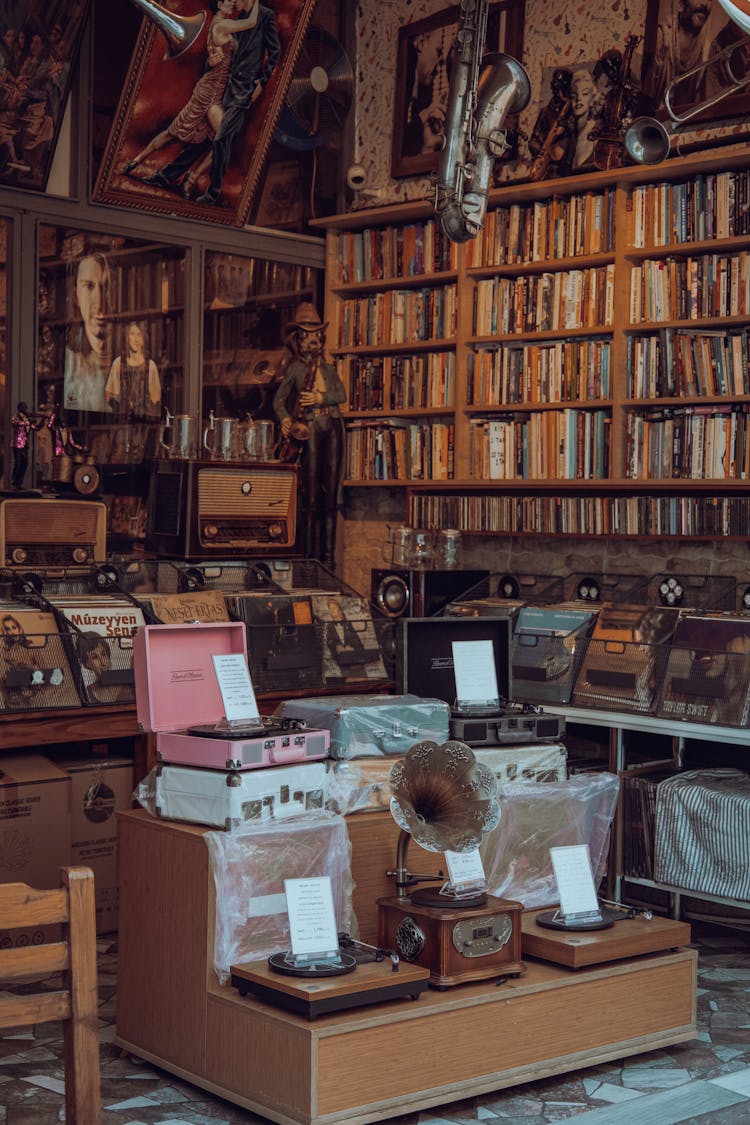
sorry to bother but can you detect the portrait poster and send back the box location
[642,0,750,126]
[391,0,525,179]
[93,0,317,227]
[0,0,90,193]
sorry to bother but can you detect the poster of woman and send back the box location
[93,0,317,227]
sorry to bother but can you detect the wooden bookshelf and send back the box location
[315,146,750,537]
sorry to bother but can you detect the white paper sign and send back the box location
[452,639,500,704]
[284,877,339,958]
[549,845,600,918]
[212,653,260,723]
[444,848,486,888]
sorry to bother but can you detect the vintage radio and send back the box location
[0,497,107,568]
[145,460,298,557]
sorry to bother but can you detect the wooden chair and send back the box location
[0,866,101,1124]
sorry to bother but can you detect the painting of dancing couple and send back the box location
[94,0,316,226]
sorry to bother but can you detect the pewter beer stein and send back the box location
[242,419,276,462]
[203,411,239,461]
[159,409,196,460]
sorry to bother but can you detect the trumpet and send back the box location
[126,0,206,60]
[625,36,750,163]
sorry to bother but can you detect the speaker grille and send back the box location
[197,468,295,515]
[5,500,101,543]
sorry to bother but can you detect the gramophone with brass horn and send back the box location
[435,0,530,243]
[125,0,206,61]
[625,34,750,164]
[377,739,525,989]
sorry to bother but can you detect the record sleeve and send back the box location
[310,594,387,685]
[511,605,597,705]
[572,603,680,713]
[0,607,81,711]
[48,595,146,706]
[656,613,750,727]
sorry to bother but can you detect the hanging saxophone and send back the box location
[435,0,531,243]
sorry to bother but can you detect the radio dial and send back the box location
[72,547,88,564]
[204,524,219,539]
[241,480,253,496]
[11,547,27,564]
[268,522,283,539]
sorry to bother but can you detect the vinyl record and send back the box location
[276,26,354,150]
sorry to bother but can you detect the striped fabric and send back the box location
[654,769,750,900]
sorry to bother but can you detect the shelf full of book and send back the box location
[316,148,750,531]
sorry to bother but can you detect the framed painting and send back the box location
[641,0,750,126]
[93,0,317,227]
[390,0,525,180]
[0,0,89,192]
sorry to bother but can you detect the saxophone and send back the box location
[435,0,531,244]
[275,360,316,463]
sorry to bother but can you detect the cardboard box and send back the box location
[58,755,134,933]
[0,754,71,947]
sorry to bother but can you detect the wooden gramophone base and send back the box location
[378,894,525,989]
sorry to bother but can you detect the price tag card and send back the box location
[452,640,500,706]
[549,844,601,920]
[212,653,260,724]
[284,877,339,959]
[444,848,487,894]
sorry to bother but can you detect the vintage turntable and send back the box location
[377,740,525,989]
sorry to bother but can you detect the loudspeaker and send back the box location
[145,460,298,557]
[370,568,489,619]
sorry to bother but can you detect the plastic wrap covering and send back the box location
[325,759,393,814]
[654,769,750,900]
[479,773,620,908]
[326,743,568,816]
[205,812,355,983]
[278,695,451,759]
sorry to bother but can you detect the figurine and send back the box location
[272,303,346,566]
[10,401,41,490]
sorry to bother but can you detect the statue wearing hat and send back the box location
[273,302,346,567]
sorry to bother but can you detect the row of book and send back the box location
[408,492,750,538]
[468,338,612,406]
[333,220,457,285]
[629,251,750,324]
[467,409,611,481]
[474,265,614,336]
[347,352,456,412]
[625,404,750,481]
[630,170,750,249]
[337,285,457,348]
[463,189,616,268]
[344,418,454,481]
[40,255,185,323]
[626,328,750,399]
[204,255,316,308]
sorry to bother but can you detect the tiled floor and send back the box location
[1,922,749,1124]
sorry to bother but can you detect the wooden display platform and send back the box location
[522,908,692,969]
[117,809,697,1125]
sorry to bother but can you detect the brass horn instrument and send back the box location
[625,36,750,164]
[126,0,206,60]
[435,0,530,243]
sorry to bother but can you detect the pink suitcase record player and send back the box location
[134,622,330,770]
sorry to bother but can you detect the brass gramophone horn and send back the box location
[126,0,206,61]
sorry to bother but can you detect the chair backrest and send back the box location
[0,866,100,1124]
